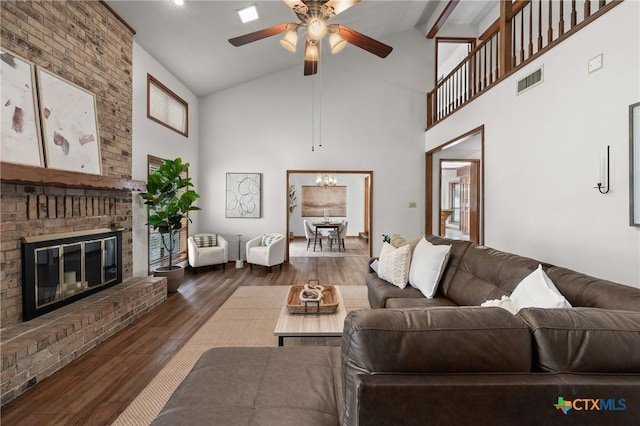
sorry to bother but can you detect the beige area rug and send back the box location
[289,237,369,258]
[112,286,287,426]
[112,285,369,425]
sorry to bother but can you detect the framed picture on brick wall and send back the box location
[0,49,44,167]
[36,68,102,175]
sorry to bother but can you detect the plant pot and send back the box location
[154,266,185,293]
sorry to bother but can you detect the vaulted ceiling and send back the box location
[105,1,495,97]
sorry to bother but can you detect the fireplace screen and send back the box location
[23,229,122,321]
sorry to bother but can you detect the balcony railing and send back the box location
[427,0,621,128]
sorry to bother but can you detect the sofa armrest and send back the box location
[341,307,532,426]
[347,373,640,426]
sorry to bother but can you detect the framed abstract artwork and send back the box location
[36,67,102,175]
[147,74,188,137]
[0,50,44,167]
[630,102,640,226]
[226,173,262,218]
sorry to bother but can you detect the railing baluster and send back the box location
[538,0,543,50]
[520,10,525,63]
[599,0,606,9]
[571,0,577,27]
[559,0,565,35]
[483,44,487,89]
[585,0,591,18]
[529,2,534,57]
[495,36,500,81]
[548,1,554,44]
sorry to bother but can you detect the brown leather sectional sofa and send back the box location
[153,235,640,426]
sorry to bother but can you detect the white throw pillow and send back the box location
[408,238,451,298]
[370,259,380,274]
[481,295,518,315]
[509,265,572,312]
[377,242,411,289]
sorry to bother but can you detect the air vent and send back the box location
[517,67,543,95]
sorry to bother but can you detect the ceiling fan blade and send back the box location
[283,0,306,10]
[324,0,360,16]
[336,25,393,58]
[304,59,318,76]
[228,23,289,47]
[303,39,318,76]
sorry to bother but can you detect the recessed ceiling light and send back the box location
[170,0,185,5]
[237,5,259,23]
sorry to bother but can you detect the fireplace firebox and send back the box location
[21,228,123,321]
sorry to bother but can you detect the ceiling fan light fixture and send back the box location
[329,32,347,54]
[280,26,298,52]
[307,17,327,41]
[304,40,319,61]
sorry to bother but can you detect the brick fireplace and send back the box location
[0,2,171,406]
[0,1,136,328]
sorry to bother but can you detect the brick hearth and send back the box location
[0,276,166,405]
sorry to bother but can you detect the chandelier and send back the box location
[316,174,337,187]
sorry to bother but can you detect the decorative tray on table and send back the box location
[286,282,338,314]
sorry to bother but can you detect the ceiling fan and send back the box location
[228,0,393,76]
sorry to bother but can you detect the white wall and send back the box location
[198,28,432,257]
[131,42,200,276]
[425,2,640,287]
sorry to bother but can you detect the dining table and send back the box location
[311,221,341,251]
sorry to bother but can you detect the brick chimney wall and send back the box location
[0,1,135,327]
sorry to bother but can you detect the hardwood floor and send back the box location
[0,257,368,425]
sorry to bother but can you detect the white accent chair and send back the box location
[328,220,348,251]
[303,220,323,251]
[246,233,286,272]
[188,233,229,270]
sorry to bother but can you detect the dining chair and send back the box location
[328,220,348,251]
[304,220,322,250]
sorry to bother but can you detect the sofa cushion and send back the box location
[342,307,531,426]
[365,273,425,308]
[518,307,640,373]
[377,243,411,289]
[152,346,342,426]
[509,265,571,312]
[408,238,451,298]
[444,244,540,306]
[194,234,217,247]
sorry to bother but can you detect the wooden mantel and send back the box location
[0,161,146,191]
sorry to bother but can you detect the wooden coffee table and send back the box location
[274,285,369,346]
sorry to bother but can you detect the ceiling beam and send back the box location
[426,0,460,39]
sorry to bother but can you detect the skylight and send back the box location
[237,5,259,23]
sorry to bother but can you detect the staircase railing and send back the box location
[427,0,622,128]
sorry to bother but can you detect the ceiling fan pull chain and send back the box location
[318,46,322,148]
[311,71,315,152]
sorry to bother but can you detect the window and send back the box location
[147,155,189,272]
[147,74,189,137]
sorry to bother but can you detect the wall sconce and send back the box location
[595,145,610,194]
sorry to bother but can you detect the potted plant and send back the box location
[139,158,200,293]
[288,184,297,239]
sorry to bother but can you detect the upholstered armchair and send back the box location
[187,233,229,270]
[246,233,285,272]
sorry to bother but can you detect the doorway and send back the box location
[286,170,373,260]
[426,126,484,243]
